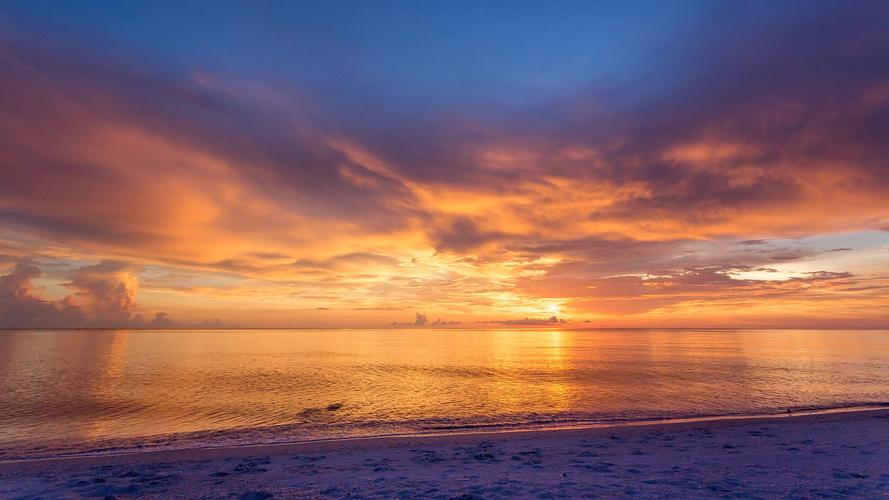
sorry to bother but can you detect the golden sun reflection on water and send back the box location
[1,328,888,458]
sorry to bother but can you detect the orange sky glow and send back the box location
[1,2,888,329]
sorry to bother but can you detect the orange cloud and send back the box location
[1,4,889,328]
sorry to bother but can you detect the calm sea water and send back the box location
[1,328,888,460]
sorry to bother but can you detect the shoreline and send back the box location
[2,408,887,498]
[2,405,886,469]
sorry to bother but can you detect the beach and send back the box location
[1,408,887,498]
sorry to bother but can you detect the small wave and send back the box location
[419,402,889,432]
[3,401,887,462]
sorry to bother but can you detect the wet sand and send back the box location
[1,409,888,498]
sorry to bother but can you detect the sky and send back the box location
[1,0,888,329]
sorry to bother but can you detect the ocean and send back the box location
[1,328,887,460]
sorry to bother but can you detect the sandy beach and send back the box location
[1,408,887,498]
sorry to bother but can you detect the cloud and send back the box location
[146,312,174,328]
[388,312,461,327]
[489,316,567,326]
[293,252,399,271]
[0,3,888,327]
[389,312,429,326]
[66,260,140,325]
[348,2,889,244]
[4,3,888,259]
[519,265,873,317]
[0,39,421,278]
[429,216,510,253]
[0,260,176,329]
[431,318,461,326]
[0,263,84,328]
[413,312,428,325]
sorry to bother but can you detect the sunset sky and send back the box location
[1,0,888,329]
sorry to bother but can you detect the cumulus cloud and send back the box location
[0,260,174,329]
[0,263,84,328]
[146,312,174,328]
[66,260,140,325]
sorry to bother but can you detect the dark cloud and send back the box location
[3,2,888,262]
[414,312,428,325]
[511,237,691,277]
[350,1,889,241]
[430,217,509,253]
